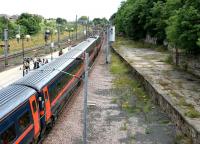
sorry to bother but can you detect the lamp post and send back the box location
[22,35,25,76]
[57,24,61,51]
[65,27,69,39]
[3,29,9,66]
[54,29,58,51]
[16,34,31,76]
[50,29,54,60]
[71,27,74,40]
[76,15,78,40]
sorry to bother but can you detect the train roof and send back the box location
[0,85,36,120]
[13,37,97,91]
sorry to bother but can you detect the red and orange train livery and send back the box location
[0,35,103,144]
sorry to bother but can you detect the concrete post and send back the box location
[22,37,25,76]
[83,52,89,144]
[106,26,109,64]
[4,29,8,66]
[57,25,61,50]
[76,15,78,40]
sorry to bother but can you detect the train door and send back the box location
[29,95,40,138]
[43,86,51,122]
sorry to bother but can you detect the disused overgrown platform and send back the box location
[112,41,200,144]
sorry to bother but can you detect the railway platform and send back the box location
[113,42,200,143]
[0,46,71,89]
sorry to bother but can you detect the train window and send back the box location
[32,100,37,113]
[49,61,82,102]
[0,123,16,144]
[18,111,31,132]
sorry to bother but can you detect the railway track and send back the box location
[39,81,84,144]
[0,35,84,71]
[0,36,80,61]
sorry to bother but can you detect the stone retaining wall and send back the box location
[112,47,200,144]
[172,51,200,78]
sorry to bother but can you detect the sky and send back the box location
[0,0,123,21]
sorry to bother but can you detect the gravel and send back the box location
[42,40,176,144]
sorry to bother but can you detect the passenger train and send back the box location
[0,35,103,144]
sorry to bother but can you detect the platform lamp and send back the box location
[54,29,58,34]
[44,29,50,54]
[65,27,71,40]
[45,29,50,45]
[65,27,68,38]
[65,27,71,45]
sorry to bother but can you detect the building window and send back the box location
[18,111,31,132]
[0,124,16,144]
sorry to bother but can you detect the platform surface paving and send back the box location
[114,44,200,134]
[0,47,71,89]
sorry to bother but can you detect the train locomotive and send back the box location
[0,35,103,144]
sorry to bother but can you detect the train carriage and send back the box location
[0,35,103,144]
[0,85,39,144]
[13,37,101,134]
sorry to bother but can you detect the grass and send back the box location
[129,134,136,140]
[170,87,200,118]
[165,55,173,64]
[175,134,192,144]
[178,97,200,118]
[145,127,151,134]
[110,54,152,114]
[113,37,167,52]
[159,119,171,124]
[110,54,129,74]
[170,91,182,98]
[0,48,3,55]
[185,107,200,118]
[120,122,128,131]
[111,97,117,104]
[170,91,200,118]
[179,98,193,107]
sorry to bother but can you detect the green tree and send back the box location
[93,18,101,26]
[166,6,200,53]
[0,17,18,39]
[78,16,88,24]
[113,0,200,53]
[93,17,108,26]
[56,17,67,25]
[115,1,128,35]
[145,0,168,43]
[109,13,116,25]
[115,0,155,40]
[17,13,42,35]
